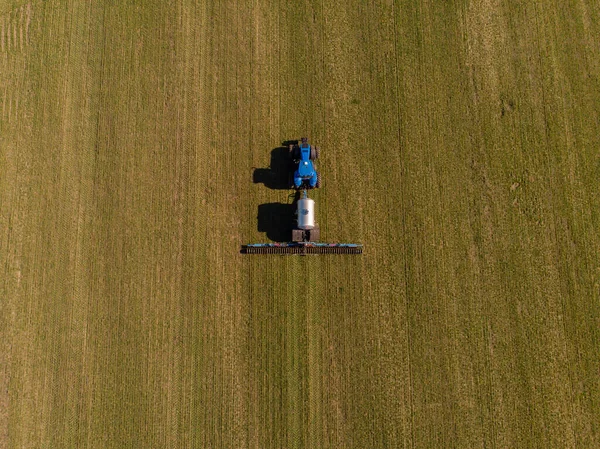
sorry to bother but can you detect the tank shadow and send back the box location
[257,202,296,242]
[252,143,297,190]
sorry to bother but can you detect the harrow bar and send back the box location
[242,243,363,255]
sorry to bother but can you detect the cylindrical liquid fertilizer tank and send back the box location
[297,198,315,230]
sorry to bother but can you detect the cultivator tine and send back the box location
[304,246,363,254]
[242,244,363,255]
[242,246,300,255]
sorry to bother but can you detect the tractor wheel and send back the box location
[314,147,320,159]
[316,172,322,188]
[310,147,316,160]
[289,144,294,158]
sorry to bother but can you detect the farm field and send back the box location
[2,0,600,447]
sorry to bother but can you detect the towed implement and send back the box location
[242,190,363,255]
[242,242,363,255]
[243,138,362,255]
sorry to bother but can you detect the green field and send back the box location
[2,0,600,447]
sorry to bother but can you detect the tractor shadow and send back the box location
[257,191,301,242]
[253,142,298,190]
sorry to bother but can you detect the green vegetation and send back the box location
[2,0,599,447]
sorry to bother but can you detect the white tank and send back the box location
[297,198,315,230]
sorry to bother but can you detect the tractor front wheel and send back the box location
[314,147,320,159]
[316,173,322,188]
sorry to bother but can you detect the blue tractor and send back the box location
[289,137,321,189]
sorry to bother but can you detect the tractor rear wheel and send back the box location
[289,144,294,158]
[316,172,322,188]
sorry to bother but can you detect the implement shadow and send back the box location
[257,202,296,242]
